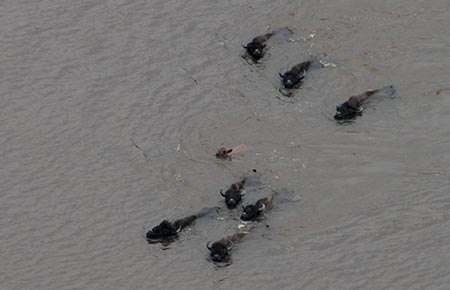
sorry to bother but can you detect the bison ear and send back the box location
[227,149,233,154]
[206,241,213,251]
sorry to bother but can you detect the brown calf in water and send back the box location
[215,144,250,159]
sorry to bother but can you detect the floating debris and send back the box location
[292,194,303,202]
[319,59,337,68]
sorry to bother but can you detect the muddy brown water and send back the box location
[1,0,450,289]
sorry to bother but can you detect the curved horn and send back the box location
[279,71,284,78]
[206,241,213,250]
[220,189,226,197]
[176,224,183,233]
[241,42,248,49]
[227,240,234,251]
[258,203,266,212]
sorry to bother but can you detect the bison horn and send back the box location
[279,71,284,78]
[258,203,266,212]
[242,42,248,49]
[176,225,183,233]
[227,240,234,251]
[220,189,226,197]
[206,241,213,251]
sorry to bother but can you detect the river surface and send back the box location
[1,0,450,289]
